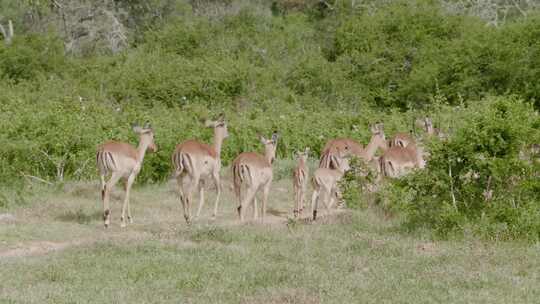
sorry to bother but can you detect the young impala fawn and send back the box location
[293,147,309,218]
[311,153,350,221]
[232,132,278,222]
[96,122,157,228]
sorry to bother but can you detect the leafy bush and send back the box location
[0,34,65,81]
[388,97,540,240]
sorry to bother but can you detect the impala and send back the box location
[389,130,415,148]
[311,153,350,221]
[171,115,228,224]
[96,122,157,228]
[379,141,425,178]
[319,138,363,168]
[292,147,309,218]
[232,132,278,222]
[423,117,447,139]
[319,124,387,169]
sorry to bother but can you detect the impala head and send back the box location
[205,114,229,139]
[260,132,279,164]
[423,117,434,133]
[369,123,387,149]
[296,147,310,162]
[133,122,157,152]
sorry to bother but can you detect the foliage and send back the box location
[387,97,540,240]
[1,0,540,241]
[339,157,379,210]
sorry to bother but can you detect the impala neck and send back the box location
[136,139,150,164]
[264,146,275,166]
[362,134,382,161]
[212,128,225,159]
[426,124,435,135]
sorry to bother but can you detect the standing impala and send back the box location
[380,141,425,178]
[292,147,309,218]
[96,122,157,228]
[319,124,387,169]
[311,154,350,221]
[423,117,447,140]
[319,139,363,168]
[232,132,278,222]
[171,115,228,224]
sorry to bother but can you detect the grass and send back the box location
[1,165,540,303]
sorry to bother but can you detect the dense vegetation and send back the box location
[1,0,539,239]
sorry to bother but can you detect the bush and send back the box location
[388,97,540,240]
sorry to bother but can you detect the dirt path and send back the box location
[0,179,346,259]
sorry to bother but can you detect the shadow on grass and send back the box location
[267,208,288,218]
[56,209,103,225]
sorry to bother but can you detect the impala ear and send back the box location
[260,135,267,144]
[132,123,143,133]
[205,120,216,128]
[271,131,279,143]
[217,112,225,122]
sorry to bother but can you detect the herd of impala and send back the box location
[96,116,443,228]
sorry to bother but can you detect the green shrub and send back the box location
[0,34,65,81]
[389,97,540,240]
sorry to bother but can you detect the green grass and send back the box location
[1,171,540,303]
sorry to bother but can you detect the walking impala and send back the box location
[319,124,387,169]
[96,122,157,228]
[171,115,228,224]
[311,153,350,220]
[293,147,309,218]
[232,132,278,222]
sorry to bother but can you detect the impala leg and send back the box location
[253,196,258,220]
[176,176,186,221]
[100,174,106,201]
[311,188,319,221]
[211,171,221,219]
[300,185,306,215]
[293,185,299,218]
[240,187,257,223]
[121,174,136,228]
[261,182,270,222]
[327,186,336,216]
[195,179,205,218]
[235,183,242,220]
[103,172,122,228]
[328,185,337,209]
[184,175,199,225]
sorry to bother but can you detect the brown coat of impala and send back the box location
[380,141,425,178]
[319,124,387,170]
[311,154,350,221]
[96,123,157,228]
[319,138,363,168]
[171,116,228,224]
[292,147,309,218]
[389,131,415,148]
[232,132,278,222]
